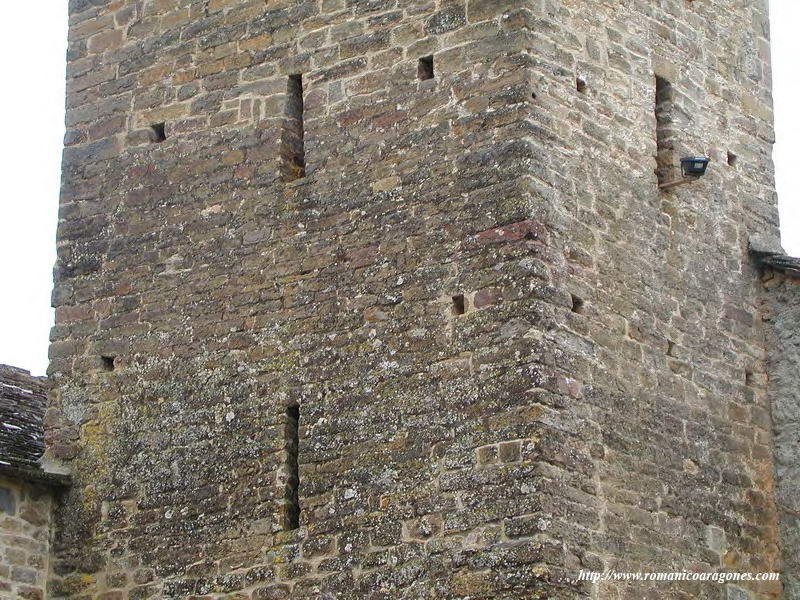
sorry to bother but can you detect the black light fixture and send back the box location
[659,155,711,190]
[681,156,710,177]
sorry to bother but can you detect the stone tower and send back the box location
[45,0,787,598]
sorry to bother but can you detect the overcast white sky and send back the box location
[0,3,797,376]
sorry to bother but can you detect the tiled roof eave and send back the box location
[0,463,71,489]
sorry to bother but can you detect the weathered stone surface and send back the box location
[750,233,785,257]
[763,271,800,599]
[0,478,54,599]
[45,0,785,599]
[0,486,15,514]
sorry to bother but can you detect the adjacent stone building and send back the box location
[0,366,67,599]
[29,0,798,598]
[752,239,800,600]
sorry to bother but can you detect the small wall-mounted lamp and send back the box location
[681,157,710,176]
[659,156,711,190]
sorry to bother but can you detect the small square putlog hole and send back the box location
[571,294,585,314]
[727,151,737,167]
[101,356,116,371]
[452,294,466,316]
[151,122,167,143]
[418,55,434,81]
[576,78,587,93]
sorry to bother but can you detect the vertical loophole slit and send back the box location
[281,74,305,182]
[284,404,301,530]
[655,76,675,186]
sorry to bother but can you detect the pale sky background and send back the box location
[0,3,798,376]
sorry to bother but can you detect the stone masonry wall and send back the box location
[0,477,54,600]
[47,0,782,598]
[763,270,800,599]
